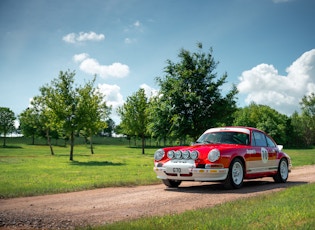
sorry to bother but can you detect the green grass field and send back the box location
[0,138,314,198]
[0,142,159,198]
[1,139,314,229]
[101,183,315,230]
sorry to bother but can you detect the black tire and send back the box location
[273,158,289,183]
[162,179,182,188]
[223,158,244,189]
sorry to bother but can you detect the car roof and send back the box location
[203,126,261,135]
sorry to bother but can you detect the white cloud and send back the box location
[133,20,141,27]
[272,0,293,3]
[237,49,315,115]
[73,53,130,78]
[73,53,89,62]
[140,83,158,98]
[63,33,76,43]
[63,31,105,44]
[97,83,124,109]
[124,20,143,33]
[124,37,137,44]
[97,83,124,124]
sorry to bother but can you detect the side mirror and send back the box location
[277,145,283,151]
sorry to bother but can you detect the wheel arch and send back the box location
[230,155,246,175]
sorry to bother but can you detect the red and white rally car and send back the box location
[154,127,292,189]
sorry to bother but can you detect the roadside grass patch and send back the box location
[0,144,158,198]
[101,183,315,230]
[0,143,314,198]
[284,148,315,166]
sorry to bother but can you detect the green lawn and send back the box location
[1,141,314,229]
[0,143,159,198]
[101,183,315,230]
[0,142,314,198]
[284,148,315,166]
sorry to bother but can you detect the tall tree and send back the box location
[233,103,289,144]
[299,93,315,145]
[33,95,59,155]
[76,78,110,154]
[0,107,16,147]
[290,111,306,147]
[147,96,173,146]
[118,88,149,154]
[19,107,39,145]
[103,118,115,137]
[20,93,65,154]
[154,43,238,140]
[40,70,79,160]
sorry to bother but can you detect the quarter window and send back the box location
[266,136,276,147]
[252,131,267,147]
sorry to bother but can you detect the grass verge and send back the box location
[0,144,158,198]
[98,183,315,230]
[0,143,314,198]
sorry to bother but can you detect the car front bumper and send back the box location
[154,160,228,182]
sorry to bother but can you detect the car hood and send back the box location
[163,143,243,153]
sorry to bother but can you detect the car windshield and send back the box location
[196,131,249,145]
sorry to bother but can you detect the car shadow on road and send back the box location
[164,180,308,194]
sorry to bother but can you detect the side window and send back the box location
[252,131,267,147]
[251,132,256,146]
[266,136,276,147]
[233,133,249,145]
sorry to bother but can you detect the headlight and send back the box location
[167,150,175,159]
[175,150,182,159]
[182,150,190,159]
[208,149,220,162]
[154,149,165,161]
[190,150,199,160]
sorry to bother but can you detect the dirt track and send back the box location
[1,165,315,229]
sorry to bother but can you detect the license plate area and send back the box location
[166,167,189,174]
[164,160,194,175]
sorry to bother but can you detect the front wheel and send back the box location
[224,158,244,189]
[273,158,289,183]
[162,179,182,188]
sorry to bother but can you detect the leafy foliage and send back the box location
[153,43,238,140]
[76,77,110,154]
[118,88,149,154]
[18,70,110,160]
[292,92,315,146]
[233,102,289,144]
[0,107,16,147]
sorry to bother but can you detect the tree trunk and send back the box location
[46,129,54,155]
[141,135,145,155]
[3,134,6,147]
[90,135,94,154]
[70,131,74,161]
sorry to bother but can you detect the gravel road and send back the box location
[1,165,315,229]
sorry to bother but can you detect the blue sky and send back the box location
[1,0,314,124]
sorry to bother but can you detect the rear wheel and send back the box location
[224,158,244,189]
[162,179,182,188]
[273,158,288,183]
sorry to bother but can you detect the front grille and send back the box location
[196,164,205,168]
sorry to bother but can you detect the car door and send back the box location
[247,131,271,174]
[265,134,278,171]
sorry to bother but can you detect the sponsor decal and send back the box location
[246,149,256,154]
[261,147,268,163]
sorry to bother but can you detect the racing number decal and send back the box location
[261,147,268,163]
